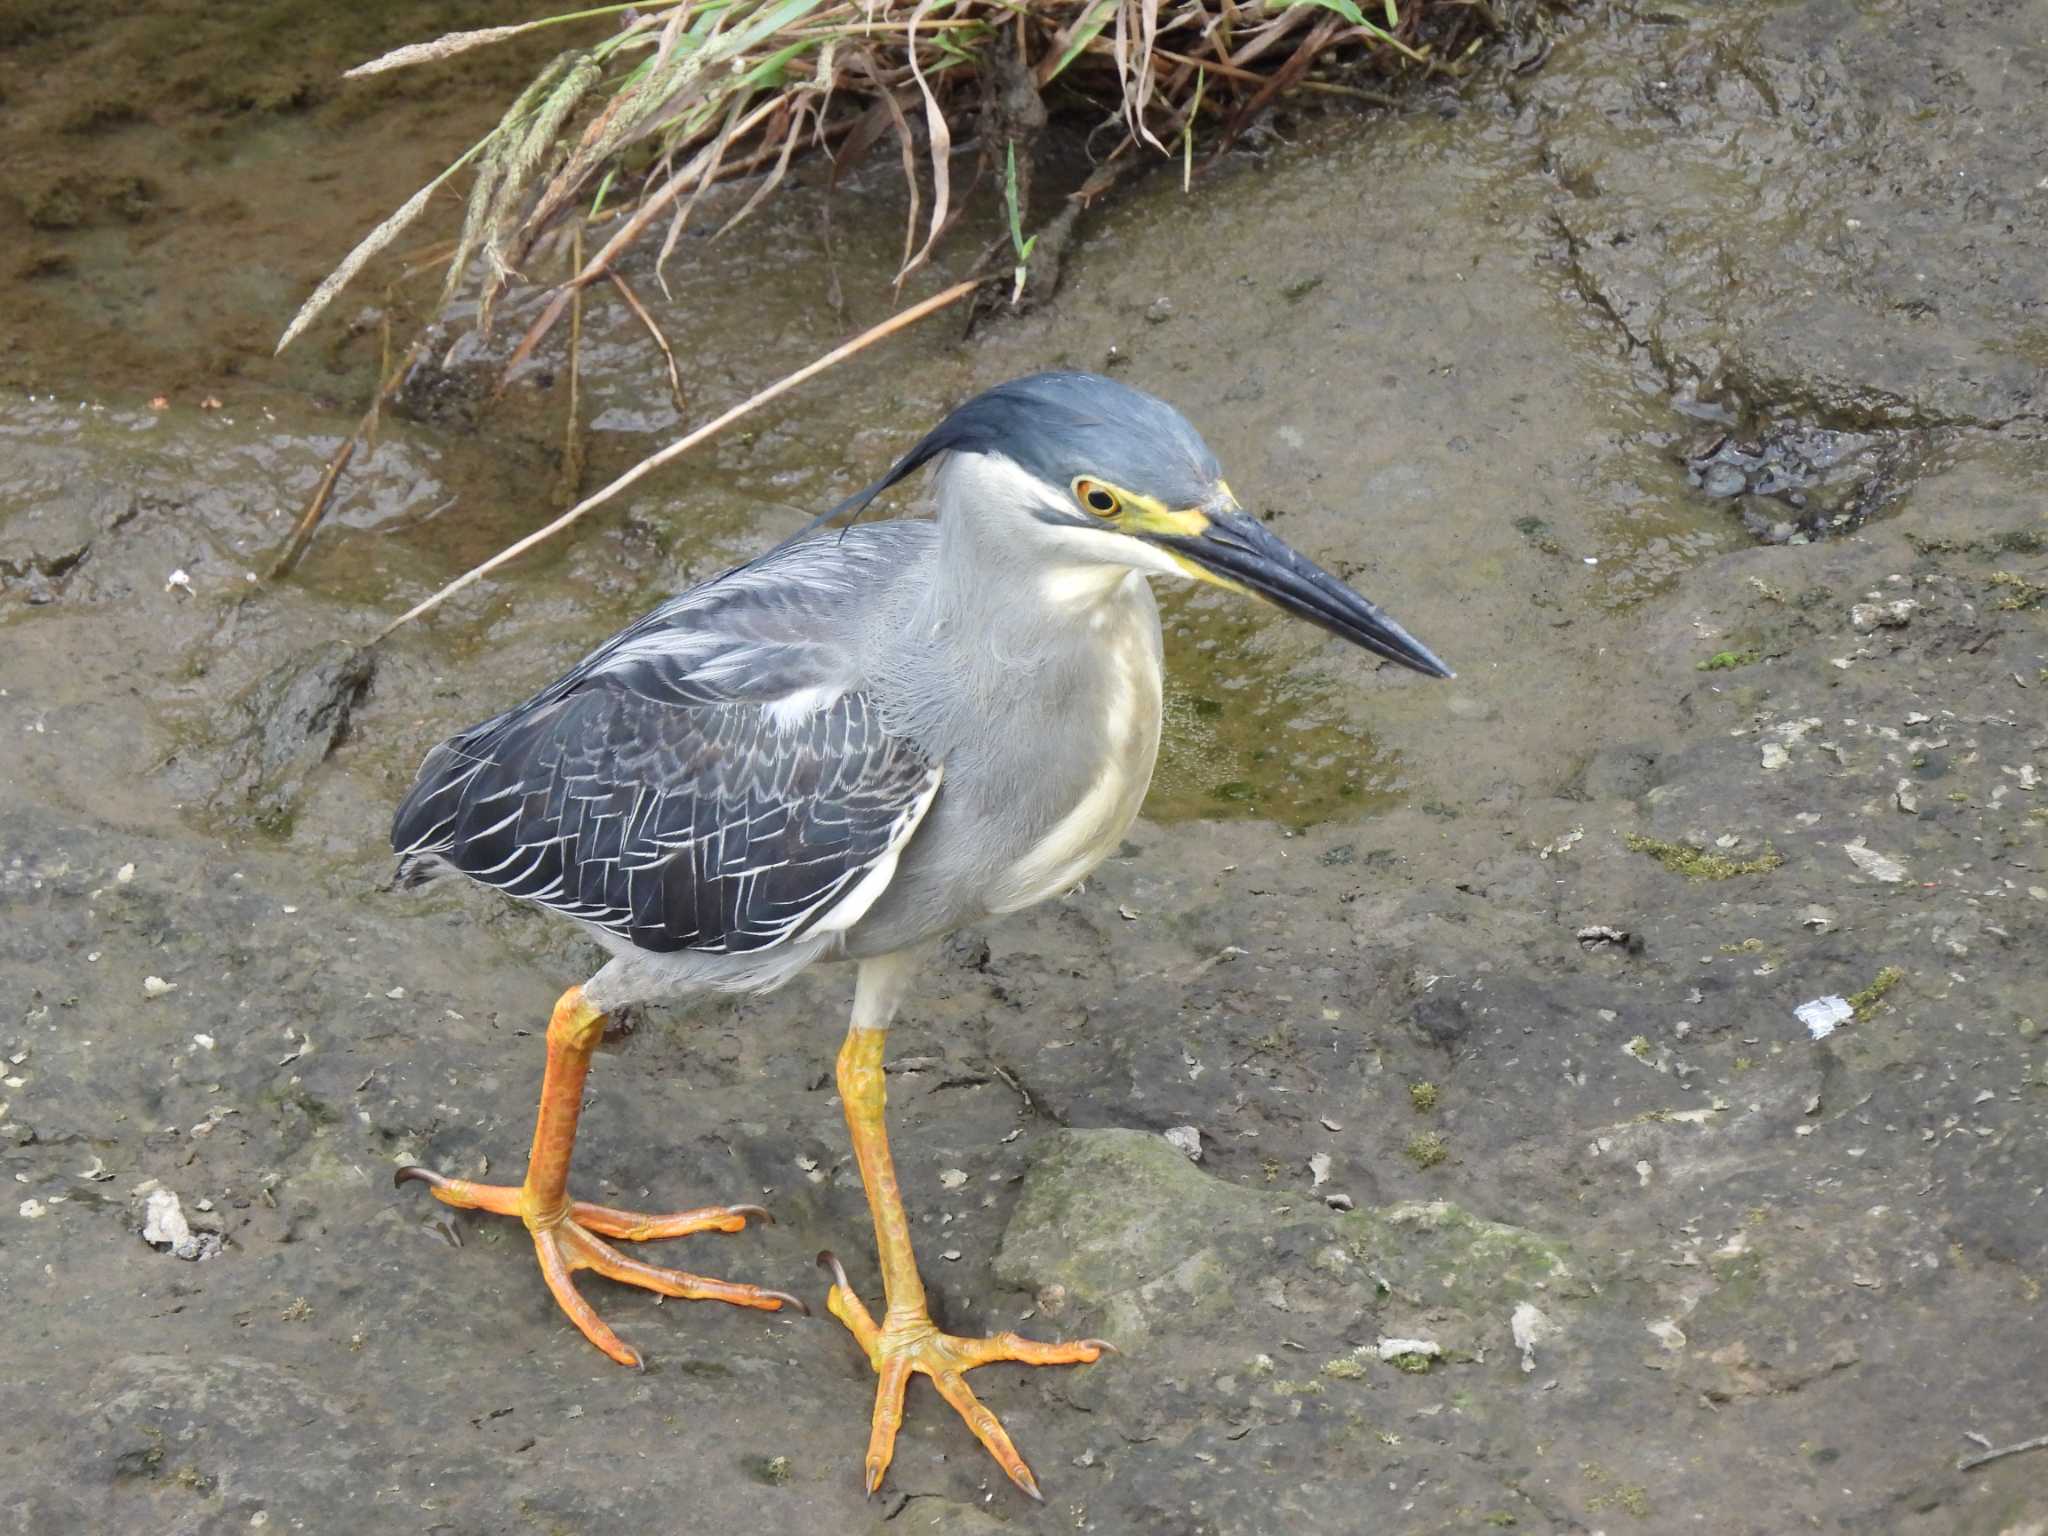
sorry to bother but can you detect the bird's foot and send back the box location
[396,1165,804,1368]
[819,1251,1110,1501]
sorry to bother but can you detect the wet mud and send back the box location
[3,2,2045,1533]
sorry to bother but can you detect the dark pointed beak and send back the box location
[1145,507,1454,679]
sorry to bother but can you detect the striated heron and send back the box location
[390,370,1451,1500]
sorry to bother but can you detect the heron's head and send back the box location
[826,370,1451,679]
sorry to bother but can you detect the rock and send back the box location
[1376,1336,1442,1362]
[140,1187,222,1261]
[992,1130,1252,1339]
[1842,838,1907,883]
[1512,1301,1558,1372]
[1851,599,1916,631]
[1163,1124,1202,1162]
[202,642,374,832]
[993,1130,1577,1343]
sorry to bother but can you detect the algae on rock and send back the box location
[993,1129,1578,1346]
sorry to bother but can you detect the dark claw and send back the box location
[1013,1469,1045,1503]
[393,1164,437,1190]
[728,1203,773,1225]
[1083,1338,1118,1356]
[764,1288,811,1317]
[817,1249,855,1293]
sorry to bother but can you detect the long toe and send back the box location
[399,1173,802,1364]
[568,1198,770,1242]
[395,1165,525,1216]
[533,1224,644,1369]
[825,1303,1111,1501]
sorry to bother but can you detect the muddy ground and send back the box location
[3,2,2045,1532]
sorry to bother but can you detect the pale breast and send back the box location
[982,577,1164,915]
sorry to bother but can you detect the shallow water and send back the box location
[4,0,1755,832]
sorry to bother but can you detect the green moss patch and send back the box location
[1848,965,1905,1020]
[1626,834,1783,879]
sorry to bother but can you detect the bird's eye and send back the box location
[1075,479,1120,517]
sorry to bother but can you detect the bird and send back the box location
[389,369,1451,1501]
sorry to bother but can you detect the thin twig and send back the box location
[266,325,434,581]
[1219,11,1341,152]
[606,269,688,417]
[556,226,588,507]
[369,277,982,645]
[1957,1432,2048,1472]
[268,439,357,581]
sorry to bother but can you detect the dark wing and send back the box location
[391,527,940,955]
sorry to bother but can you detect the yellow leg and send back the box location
[397,985,802,1368]
[824,1024,1108,1501]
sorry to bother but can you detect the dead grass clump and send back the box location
[277,0,1519,357]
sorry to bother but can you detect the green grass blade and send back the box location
[1271,0,1415,55]
[1047,0,1116,82]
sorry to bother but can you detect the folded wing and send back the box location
[391,533,939,956]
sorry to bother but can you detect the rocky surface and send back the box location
[3,2,2045,1533]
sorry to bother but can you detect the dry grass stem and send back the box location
[606,269,689,415]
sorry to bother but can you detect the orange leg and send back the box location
[397,985,801,1368]
[822,1024,1108,1501]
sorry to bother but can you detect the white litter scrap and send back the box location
[1309,1152,1332,1189]
[1796,995,1854,1040]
